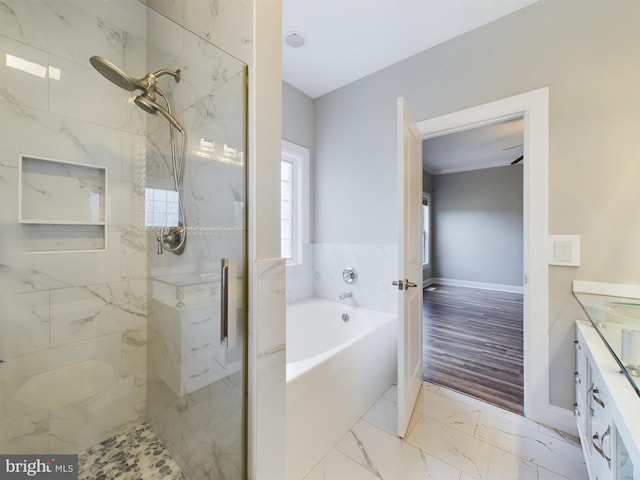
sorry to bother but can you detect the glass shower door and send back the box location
[143,6,248,480]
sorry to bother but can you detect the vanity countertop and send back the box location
[573,280,640,396]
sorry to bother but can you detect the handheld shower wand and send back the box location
[89,55,188,255]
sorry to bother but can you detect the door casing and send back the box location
[415,88,575,435]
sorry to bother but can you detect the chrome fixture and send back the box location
[341,313,350,323]
[89,55,187,255]
[342,267,358,284]
[339,291,353,300]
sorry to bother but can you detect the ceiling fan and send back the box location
[503,143,524,165]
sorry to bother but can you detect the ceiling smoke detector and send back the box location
[285,31,306,48]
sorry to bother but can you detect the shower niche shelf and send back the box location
[18,154,107,253]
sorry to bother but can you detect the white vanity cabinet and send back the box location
[575,321,640,480]
[575,334,588,439]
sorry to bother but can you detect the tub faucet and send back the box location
[339,291,352,300]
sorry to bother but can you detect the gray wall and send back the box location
[432,166,523,287]
[314,0,640,410]
[283,81,315,151]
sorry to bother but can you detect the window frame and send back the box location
[422,193,431,268]
[281,140,310,266]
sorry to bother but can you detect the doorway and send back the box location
[415,88,557,429]
[422,118,524,413]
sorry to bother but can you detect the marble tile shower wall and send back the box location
[0,0,253,464]
[143,0,253,65]
[0,0,150,454]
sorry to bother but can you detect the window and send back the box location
[281,159,294,259]
[281,140,310,265]
[422,194,430,266]
[145,188,180,227]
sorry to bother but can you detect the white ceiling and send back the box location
[282,0,540,99]
[423,118,524,175]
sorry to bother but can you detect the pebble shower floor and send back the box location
[78,423,186,480]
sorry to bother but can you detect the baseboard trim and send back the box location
[528,404,578,437]
[423,277,435,288]
[431,277,524,294]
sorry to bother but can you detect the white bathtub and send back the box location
[286,298,397,480]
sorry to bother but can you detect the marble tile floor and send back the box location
[305,382,588,480]
[78,422,186,480]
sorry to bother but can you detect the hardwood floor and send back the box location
[422,284,524,414]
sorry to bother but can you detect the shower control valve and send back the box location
[342,267,358,284]
[157,226,186,255]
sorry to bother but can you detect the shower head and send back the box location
[89,55,182,92]
[134,93,185,133]
[90,54,185,132]
[89,55,147,91]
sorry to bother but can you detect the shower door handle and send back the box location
[220,258,237,349]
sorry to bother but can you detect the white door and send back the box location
[395,97,423,437]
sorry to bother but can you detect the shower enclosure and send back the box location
[0,1,247,479]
